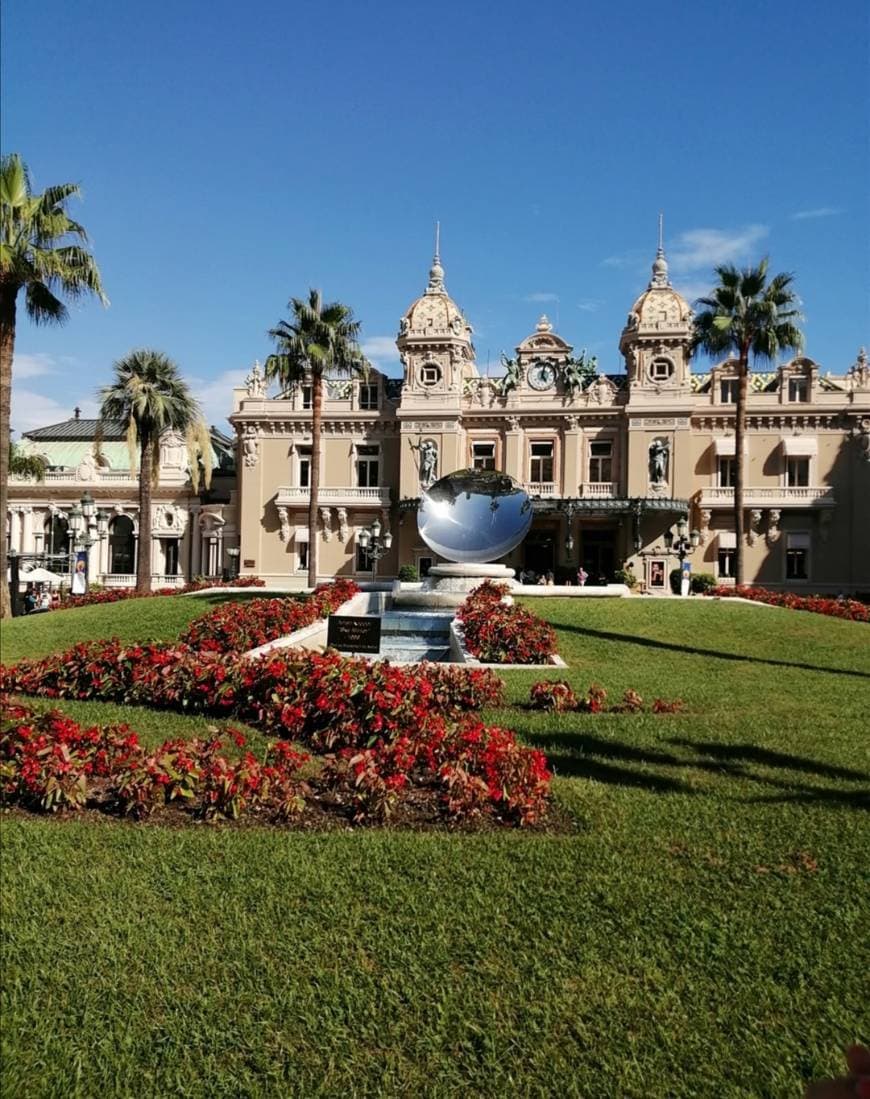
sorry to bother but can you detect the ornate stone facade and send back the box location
[230,240,870,594]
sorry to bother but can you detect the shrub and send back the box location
[1,644,503,755]
[613,568,638,589]
[691,573,716,594]
[397,565,419,582]
[458,581,557,664]
[57,575,266,609]
[179,579,359,653]
[529,681,578,712]
[1,699,549,828]
[1,700,311,822]
[710,585,869,623]
[669,568,682,594]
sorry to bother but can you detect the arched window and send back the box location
[109,516,136,574]
[44,514,70,557]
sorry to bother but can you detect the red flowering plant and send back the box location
[179,579,359,653]
[457,581,557,664]
[710,585,869,623]
[528,680,578,712]
[1,699,311,822]
[435,719,552,826]
[527,681,683,716]
[57,575,266,609]
[578,684,608,713]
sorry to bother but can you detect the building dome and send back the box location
[625,244,692,332]
[398,238,473,342]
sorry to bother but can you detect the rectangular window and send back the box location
[297,541,309,571]
[717,548,735,578]
[720,379,739,403]
[717,456,737,487]
[358,384,378,410]
[301,385,313,409]
[298,447,311,489]
[418,556,433,578]
[788,377,808,402]
[786,532,810,580]
[529,441,554,484]
[355,541,373,572]
[164,538,179,576]
[786,457,810,487]
[588,440,613,483]
[472,442,496,471]
[356,445,379,488]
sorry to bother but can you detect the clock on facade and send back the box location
[527,361,557,390]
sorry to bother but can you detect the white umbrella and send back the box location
[21,566,65,585]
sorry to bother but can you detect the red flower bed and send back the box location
[1,698,550,827]
[710,585,868,622]
[179,578,359,653]
[58,575,266,609]
[1,699,309,820]
[529,681,684,715]
[1,643,505,754]
[457,581,557,664]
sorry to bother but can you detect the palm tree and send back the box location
[692,259,803,585]
[265,290,366,588]
[0,153,107,617]
[99,350,211,593]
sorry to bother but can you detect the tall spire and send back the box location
[650,211,670,288]
[426,220,446,293]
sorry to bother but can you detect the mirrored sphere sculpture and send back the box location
[418,469,533,563]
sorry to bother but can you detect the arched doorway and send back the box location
[109,516,136,575]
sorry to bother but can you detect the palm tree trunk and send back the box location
[307,372,322,589]
[0,288,17,619]
[734,351,749,586]
[137,437,153,593]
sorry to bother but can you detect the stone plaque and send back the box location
[327,614,381,654]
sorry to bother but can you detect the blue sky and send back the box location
[3,0,868,435]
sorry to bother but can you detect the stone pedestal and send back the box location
[393,562,516,609]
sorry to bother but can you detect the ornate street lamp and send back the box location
[663,515,701,595]
[358,517,393,579]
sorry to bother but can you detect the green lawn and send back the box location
[2,595,869,1097]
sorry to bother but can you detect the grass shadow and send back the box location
[554,622,870,680]
[527,729,870,809]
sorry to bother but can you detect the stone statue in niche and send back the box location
[277,506,290,543]
[417,439,438,489]
[649,438,669,484]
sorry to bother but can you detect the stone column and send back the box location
[504,417,524,483]
[9,509,21,554]
[21,507,34,553]
[563,417,582,495]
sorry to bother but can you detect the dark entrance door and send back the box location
[523,531,555,580]
[581,529,616,584]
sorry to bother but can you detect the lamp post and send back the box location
[357,517,393,581]
[663,515,701,596]
[67,494,110,593]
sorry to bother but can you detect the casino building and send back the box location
[8,236,870,594]
[230,240,870,594]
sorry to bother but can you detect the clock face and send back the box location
[527,362,557,390]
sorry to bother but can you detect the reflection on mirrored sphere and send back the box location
[418,469,533,563]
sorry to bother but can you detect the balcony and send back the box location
[523,482,558,498]
[275,485,392,508]
[579,482,617,498]
[10,469,136,484]
[698,485,836,508]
